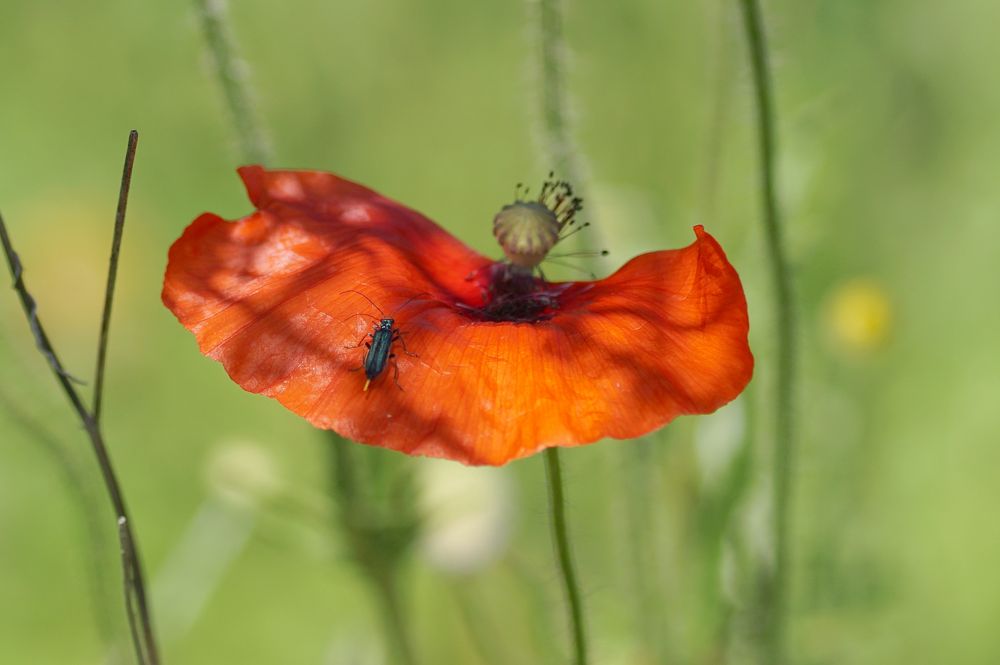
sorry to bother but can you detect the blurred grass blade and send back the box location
[529,2,593,659]
[451,582,515,665]
[328,436,420,665]
[736,1,798,662]
[0,388,117,650]
[534,0,577,181]
[621,442,668,662]
[530,0,608,259]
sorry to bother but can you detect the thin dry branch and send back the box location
[0,130,159,665]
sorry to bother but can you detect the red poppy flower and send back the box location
[163,166,752,465]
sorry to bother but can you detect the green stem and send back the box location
[330,440,418,665]
[194,0,272,164]
[544,448,588,665]
[736,1,797,663]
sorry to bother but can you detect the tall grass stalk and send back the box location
[529,0,610,260]
[194,0,272,164]
[533,0,579,182]
[736,1,797,662]
[194,5,427,662]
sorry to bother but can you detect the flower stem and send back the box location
[194,0,272,164]
[543,448,588,665]
[736,1,797,663]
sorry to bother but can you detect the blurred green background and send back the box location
[2,1,998,663]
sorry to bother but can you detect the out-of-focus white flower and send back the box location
[203,440,281,511]
[694,398,746,487]
[416,458,514,574]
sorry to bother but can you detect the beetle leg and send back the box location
[396,332,419,357]
[391,358,404,391]
[344,333,373,349]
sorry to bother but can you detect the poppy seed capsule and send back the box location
[493,201,561,269]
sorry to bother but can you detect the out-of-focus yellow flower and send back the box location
[823,279,893,353]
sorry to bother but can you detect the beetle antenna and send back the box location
[341,311,380,324]
[391,290,433,315]
[341,289,385,317]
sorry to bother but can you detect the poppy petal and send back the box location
[164,167,752,465]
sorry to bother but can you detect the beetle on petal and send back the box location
[340,289,422,392]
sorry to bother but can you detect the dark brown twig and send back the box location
[0,130,159,664]
[93,129,138,425]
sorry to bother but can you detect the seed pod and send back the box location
[493,201,561,269]
[493,175,585,271]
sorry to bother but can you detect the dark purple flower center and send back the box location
[460,262,566,323]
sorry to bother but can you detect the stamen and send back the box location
[547,250,609,259]
[542,257,597,279]
[557,221,591,242]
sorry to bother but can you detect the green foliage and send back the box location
[1,1,999,663]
